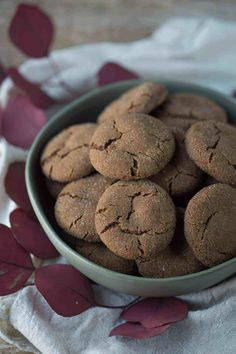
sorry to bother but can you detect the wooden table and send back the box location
[1,0,236,352]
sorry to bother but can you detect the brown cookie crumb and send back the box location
[185,184,236,266]
[95,180,176,260]
[90,113,175,180]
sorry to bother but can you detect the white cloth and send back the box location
[0,17,236,354]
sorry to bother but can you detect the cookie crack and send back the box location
[86,244,100,257]
[126,152,139,177]
[216,249,234,257]
[224,155,236,171]
[137,238,144,256]
[69,214,83,229]
[100,215,122,234]
[200,211,218,240]
[90,121,123,151]
[58,192,89,201]
[126,192,142,220]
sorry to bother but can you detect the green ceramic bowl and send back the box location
[26,80,236,297]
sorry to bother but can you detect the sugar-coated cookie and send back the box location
[95,180,176,260]
[90,113,175,180]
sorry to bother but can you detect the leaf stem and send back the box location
[97,297,141,310]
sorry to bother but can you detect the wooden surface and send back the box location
[1,0,236,353]
[1,0,236,67]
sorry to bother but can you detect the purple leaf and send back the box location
[5,161,32,213]
[10,209,59,259]
[109,322,170,339]
[9,4,54,58]
[8,68,55,109]
[97,62,139,86]
[0,262,33,296]
[35,264,95,317]
[0,224,33,268]
[122,297,188,328]
[2,95,46,149]
[0,224,34,295]
[0,61,6,84]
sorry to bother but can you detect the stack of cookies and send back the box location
[40,82,236,277]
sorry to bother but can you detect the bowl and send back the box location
[26,79,236,297]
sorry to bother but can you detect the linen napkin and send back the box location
[0,17,235,354]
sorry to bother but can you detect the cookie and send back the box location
[45,178,66,199]
[153,93,227,129]
[76,240,135,274]
[41,123,97,183]
[95,180,176,260]
[98,81,168,124]
[185,121,236,186]
[136,209,203,277]
[150,127,204,196]
[55,174,114,242]
[90,113,175,180]
[185,184,236,266]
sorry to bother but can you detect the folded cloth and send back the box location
[0,17,236,354]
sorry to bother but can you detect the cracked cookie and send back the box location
[41,123,97,183]
[45,178,66,199]
[153,93,228,129]
[90,113,175,180]
[76,240,135,274]
[185,121,236,186]
[185,184,236,266]
[95,180,176,260]
[55,174,114,242]
[150,127,204,196]
[136,208,203,277]
[98,81,168,124]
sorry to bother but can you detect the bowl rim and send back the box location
[26,79,236,284]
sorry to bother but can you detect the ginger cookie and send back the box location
[45,178,66,199]
[41,123,97,183]
[98,81,168,124]
[95,180,176,260]
[90,113,175,180]
[185,184,236,266]
[76,240,135,274]
[150,127,204,196]
[153,93,227,129]
[136,208,203,277]
[55,174,114,242]
[185,121,236,186]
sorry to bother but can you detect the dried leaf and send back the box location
[97,62,139,86]
[8,68,55,109]
[5,161,32,213]
[0,262,33,296]
[2,95,46,149]
[109,322,170,339]
[35,264,95,317]
[122,297,188,328]
[10,209,59,259]
[9,4,54,58]
[0,224,34,295]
